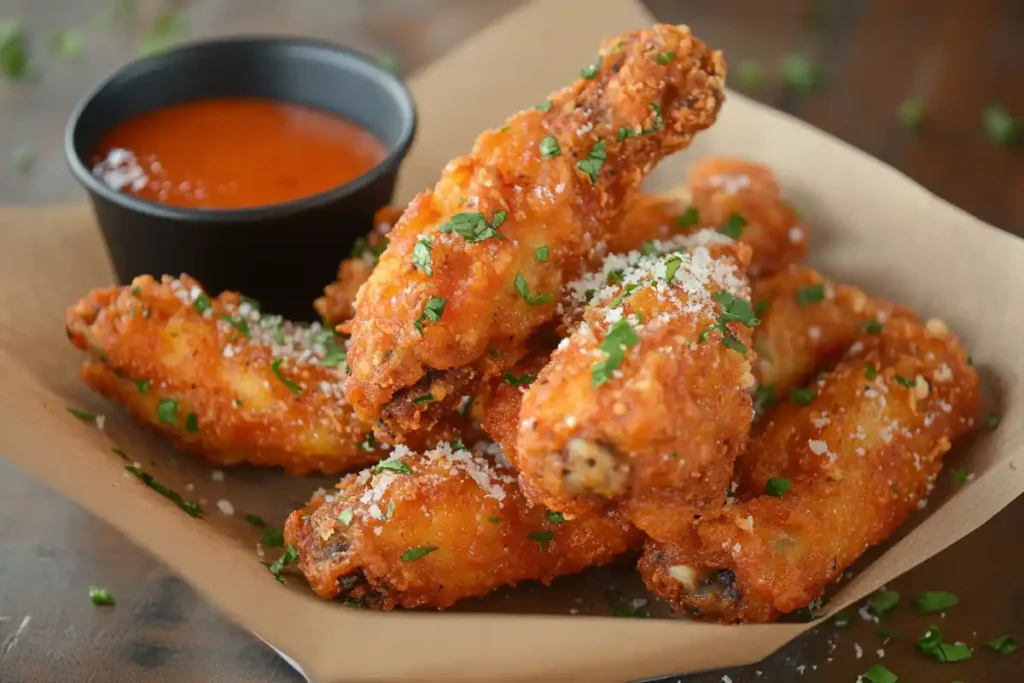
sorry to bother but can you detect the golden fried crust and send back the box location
[479,352,553,461]
[516,233,755,542]
[604,192,690,255]
[285,444,643,608]
[752,266,917,398]
[638,316,979,623]
[67,275,387,474]
[344,25,727,433]
[687,157,807,278]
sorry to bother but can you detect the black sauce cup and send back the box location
[65,37,416,322]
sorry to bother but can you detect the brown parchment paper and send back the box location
[1,0,1022,681]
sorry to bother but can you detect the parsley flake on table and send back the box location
[592,318,640,387]
[547,511,565,524]
[413,296,446,334]
[125,464,202,517]
[986,635,1017,655]
[440,210,506,242]
[67,407,98,424]
[656,50,674,64]
[411,393,435,404]
[539,135,561,157]
[833,611,851,628]
[244,514,266,528]
[868,589,900,616]
[576,140,606,184]
[611,602,649,618]
[719,213,748,239]
[675,206,699,229]
[952,468,969,484]
[503,372,536,388]
[536,99,553,112]
[156,398,179,425]
[779,53,824,90]
[535,245,549,262]
[412,237,433,276]
[983,105,1019,146]
[261,528,285,548]
[860,664,897,683]
[337,509,354,526]
[401,546,438,562]
[796,283,826,307]
[271,358,302,396]
[896,97,925,129]
[527,530,553,550]
[737,60,762,88]
[987,412,1001,429]
[0,20,29,81]
[514,273,552,306]
[916,625,972,662]
[88,586,115,606]
[916,591,958,614]
[10,146,34,173]
[267,545,298,582]
[138,12,188,57]
[372,459,413,475]
[765,477,791,497]
[580,55,601,79]
[50,28,84,61]
[753,384,777,413]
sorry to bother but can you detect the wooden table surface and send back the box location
[1,1,1022,682]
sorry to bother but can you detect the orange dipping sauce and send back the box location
[91,98,387,210]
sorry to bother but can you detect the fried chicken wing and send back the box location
[752,266,917,399]
[67,275,410,474]
[285,442,643,608]
[686,157,807,277]
[515,231,755,542]
[344,25,727,437]
[638,316,979,623]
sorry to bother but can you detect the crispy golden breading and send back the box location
[479,351,553,460]
[515,231,755,542]
[66,274,427,474]
[604,191,690,255]
[687,157,807,278]
[638,316,979,623]
[314,206,403,327]
[344,25,727,436]
[753,266,917,399]
[285,443,643,608]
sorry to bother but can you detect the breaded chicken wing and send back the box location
[66,275,442,474]
[686,157,807,277]
[752,266,917,400]
[344,24,727,437]
[285,442,643,608]
[638,316,979,623]
[515,230,755,543]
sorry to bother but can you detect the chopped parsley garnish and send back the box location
[10,146,34,173]
[539,135,561,157]
[719,213,748,239]
[372,459,413,475]
[864,320,884,334]
[698,291,759,355]
[607,270,625,285]
[576,140,606,184]
[350,235,388,264]
[271,358,302,396]
[737,60,762,88]
[125,464,202,517]
[503,372,537,388]
[780,53,824,90]
[156,398,179,425]
[765,477,791,497]
[0,21,29,81]
[860,665,897,683]
[319,335,348,371]
[868,589,900,616]
[412,237,433,276]
[673,208,699,231]
[267,545,298,583]
[457,395,473,416]
[580,55,601,79]
[986,635,1017,655]
[527,530,553,550]
[68,407,98,424]
[790,388,816,405]
[439,211,507,243]
[112,447,128,459]
[753,299,770,318]
[536,100,553,112]
[449,437,466,451]
[611,602,649,618]
[337,509,354,526]
[617,126,637,142]
[488,516,502,524]
[894,375,914,388]
[916,591,958,614]
[547,511,565,524]
[220,314,250,338]
[244,514,266,528]
[232,399,244,408]
[184,412,200,433]
[952,468,968,484]
[131,285,142,295]
[88,586,115,606]
[608,283,641,309]
[656,50,675,64]
[262,314,286,344]
[261,528,285,548]
[987,412,1001,429]
[796,283,825,307]
[358,432,378,453]
[592,318,640,387]
[413,296,446,334]
[641,241,660,256]
[411,393,435,404]
[514,273,552,306]
[192,293,211,313]
[401,546,438,562]
[897,98,925,130]
[753,384,777,413]
[865,362,877,379]
[134,378,150,394]
[535,245,550,262]
[643,103,664,134]
[916,625,972,662]
[983,105,1019,146]
[833,611,851,628]
[664,256,682,283]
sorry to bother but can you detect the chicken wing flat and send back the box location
[285,442,643,608]
[686,157,807,278]
[67,274,428,474]
[752,266,917,400]
[515,230,755,543]
[344,24,727,438]
[638,315,979,623]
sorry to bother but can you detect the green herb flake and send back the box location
[10,146,34,173]
[270,358,302,396]
[539,135,561,157]
[737,60,762,88]
[665,256,682,283]
[656,50,675,65]
[514,273,553,306]
[88,586,115,606]
[983,105,1019,146]
[894,375,914,388]
[917,625,973,662]
[359,432,378,453]
[220,315,251,338]
[412,238,433,276]
[337,509,354,526]
[527,530,554,550]
[244,514,266,528]
[488,516,502,524]
[789,388,816,405]
[503,372,537,388]
[401,546,439,562]
[576,140,606,184]
[0,21,29,81]
[753,299,770,318]
[952,468,969,484]
[780,53,824,91]
[232,398,244,408]
[897,98,925,130]
[861,665,898,683]
[125,464,202,517]
[617,126,637,142]
[865,320,884,335]
[535,245,550,262]
[267,545,298,583]
[138,12,189,57]
[719,213,748,239]
[715,291,759,327]
[607,270,625,285]
[580,55,601,79]
[439,211,507,243]
[68,407,98,424]
[184,412,200,433]
[50,28,84,61]
[547,511,565,524]
[497,125,511,133]
[753,384,777,413]
[765,477,791,498]
[413,296,446,334]
[375,53,399,74]
[411,393,435,405]
[383,500,395,520]
[986,635,1017,655]
[372,459,413,475]
[449,437,466,451]
[457,395,473,416]
[833,611,851,628]
[868,589,900,617]
[865,362,877,380]
[134,378,150,394]
[592,318,640,387]
[608,283,641,309]
[796,283,826,307]
[612,602,650,618]
[675,206,700,230]
[536,100,553,112]
[261,528,285,548]
[916,591,958,614]
[350,236,388,264]
[156,398,179,425]
[987,413,1001,429]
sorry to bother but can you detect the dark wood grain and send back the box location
[1,1,1022,682]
